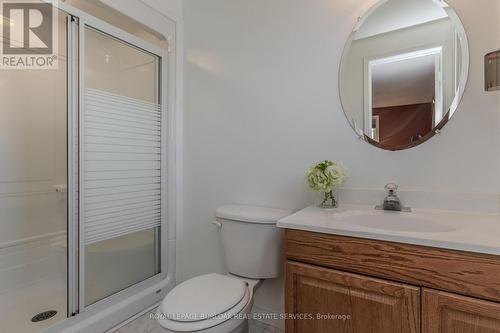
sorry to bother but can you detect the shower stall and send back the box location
[0,1,173,332]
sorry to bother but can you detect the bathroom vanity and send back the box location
[278,206,500,333]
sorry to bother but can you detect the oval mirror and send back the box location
[339,0,469,151]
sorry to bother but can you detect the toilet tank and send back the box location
[215,205,291,279]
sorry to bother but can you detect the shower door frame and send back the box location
[60,1,173,318]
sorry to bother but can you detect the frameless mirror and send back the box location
[339,0,469,151]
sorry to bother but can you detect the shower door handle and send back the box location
[211,221,222,229]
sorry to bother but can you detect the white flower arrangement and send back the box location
[307,160,347,208]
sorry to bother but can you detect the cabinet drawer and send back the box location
[286,261,420,333]
[285,229,500,302]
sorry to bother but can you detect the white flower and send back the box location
[307,160,347,193]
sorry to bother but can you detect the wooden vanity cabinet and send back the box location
[286,261,420,333]
[284,229,500,333]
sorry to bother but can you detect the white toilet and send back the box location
[157,205,291,333]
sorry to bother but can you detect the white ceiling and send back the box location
[372,54,436,108]
[355,0,449,40]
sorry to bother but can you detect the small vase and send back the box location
[320,190,338,209]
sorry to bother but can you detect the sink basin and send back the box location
[341,213,455,233]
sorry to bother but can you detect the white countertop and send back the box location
[277,204,500,256]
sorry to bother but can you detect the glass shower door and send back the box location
[0,4,70,332]
[81,26,162,306]
[0,1,167,329]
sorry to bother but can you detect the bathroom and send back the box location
[0,0,499,332]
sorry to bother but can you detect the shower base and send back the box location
[0,275,66,333]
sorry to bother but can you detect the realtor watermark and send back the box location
[1,0,58,69]
[150,312,352,322]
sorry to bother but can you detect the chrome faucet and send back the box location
[376,183,411,212]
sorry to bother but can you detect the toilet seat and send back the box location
[158,274,251,332]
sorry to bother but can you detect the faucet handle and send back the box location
[385,183,398,193]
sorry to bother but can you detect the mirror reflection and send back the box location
[340,0,469,151]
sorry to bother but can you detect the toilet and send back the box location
[157,205,291,333]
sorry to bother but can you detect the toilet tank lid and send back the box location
[216,205,292,224]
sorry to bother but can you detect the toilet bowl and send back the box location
[157,205,291,333]
[157,274,261,333]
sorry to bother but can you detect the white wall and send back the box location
[497,1,500,195]
[97,0,181,53]
[139,0,182,21]
[181,0,500,329]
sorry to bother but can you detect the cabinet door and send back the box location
[423,289,500,333]
[285,261,420,333]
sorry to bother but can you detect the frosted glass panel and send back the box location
[83,88,161,244]
[84,229,158,305]
[83,27,160,306]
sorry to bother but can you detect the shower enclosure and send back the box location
[0,2,170,332]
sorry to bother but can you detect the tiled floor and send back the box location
[248,319,284,333]
[114,308,284,333]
